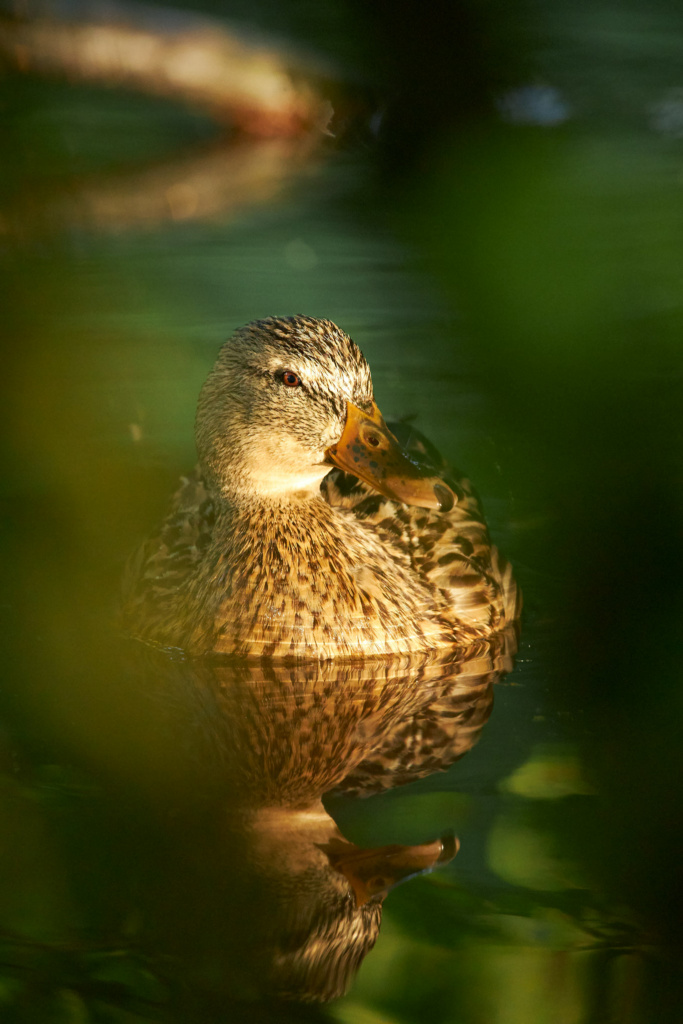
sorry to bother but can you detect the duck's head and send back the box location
[196,315,456,510]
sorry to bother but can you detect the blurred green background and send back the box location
[1,0,682,1020]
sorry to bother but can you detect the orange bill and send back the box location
[320,834,459,906]
[325,401,457,512]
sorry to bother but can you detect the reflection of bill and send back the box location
[247,804,457,1002]
[133,637,515,1002]
[0,1,333,233]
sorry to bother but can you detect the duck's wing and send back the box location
[321,422,521,640]
[121,467,214,638]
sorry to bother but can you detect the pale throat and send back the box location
[224,459,333,502]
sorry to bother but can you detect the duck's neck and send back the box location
[216,488,356,574]
[201,442,332,507]
[218,465,332,505]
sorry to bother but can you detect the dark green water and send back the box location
[1,1,682,1021]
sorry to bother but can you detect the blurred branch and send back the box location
[0,1,334,136]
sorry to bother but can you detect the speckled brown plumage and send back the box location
[122,316,520,658]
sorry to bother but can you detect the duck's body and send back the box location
[123,316,519,659]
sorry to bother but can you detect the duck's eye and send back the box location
[281,370,301,387]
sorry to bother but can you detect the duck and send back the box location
[122,315,520,659]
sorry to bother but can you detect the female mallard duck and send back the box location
[123,315,519,659]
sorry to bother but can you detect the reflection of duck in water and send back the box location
[142,644,508,1002]
[246,804,456,1002]
[123,316,520,658]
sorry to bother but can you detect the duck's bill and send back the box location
[320,834,459,907]
[325,401,457,512]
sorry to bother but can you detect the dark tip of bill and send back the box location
[438,832,460,862]
[434,483,455,513]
